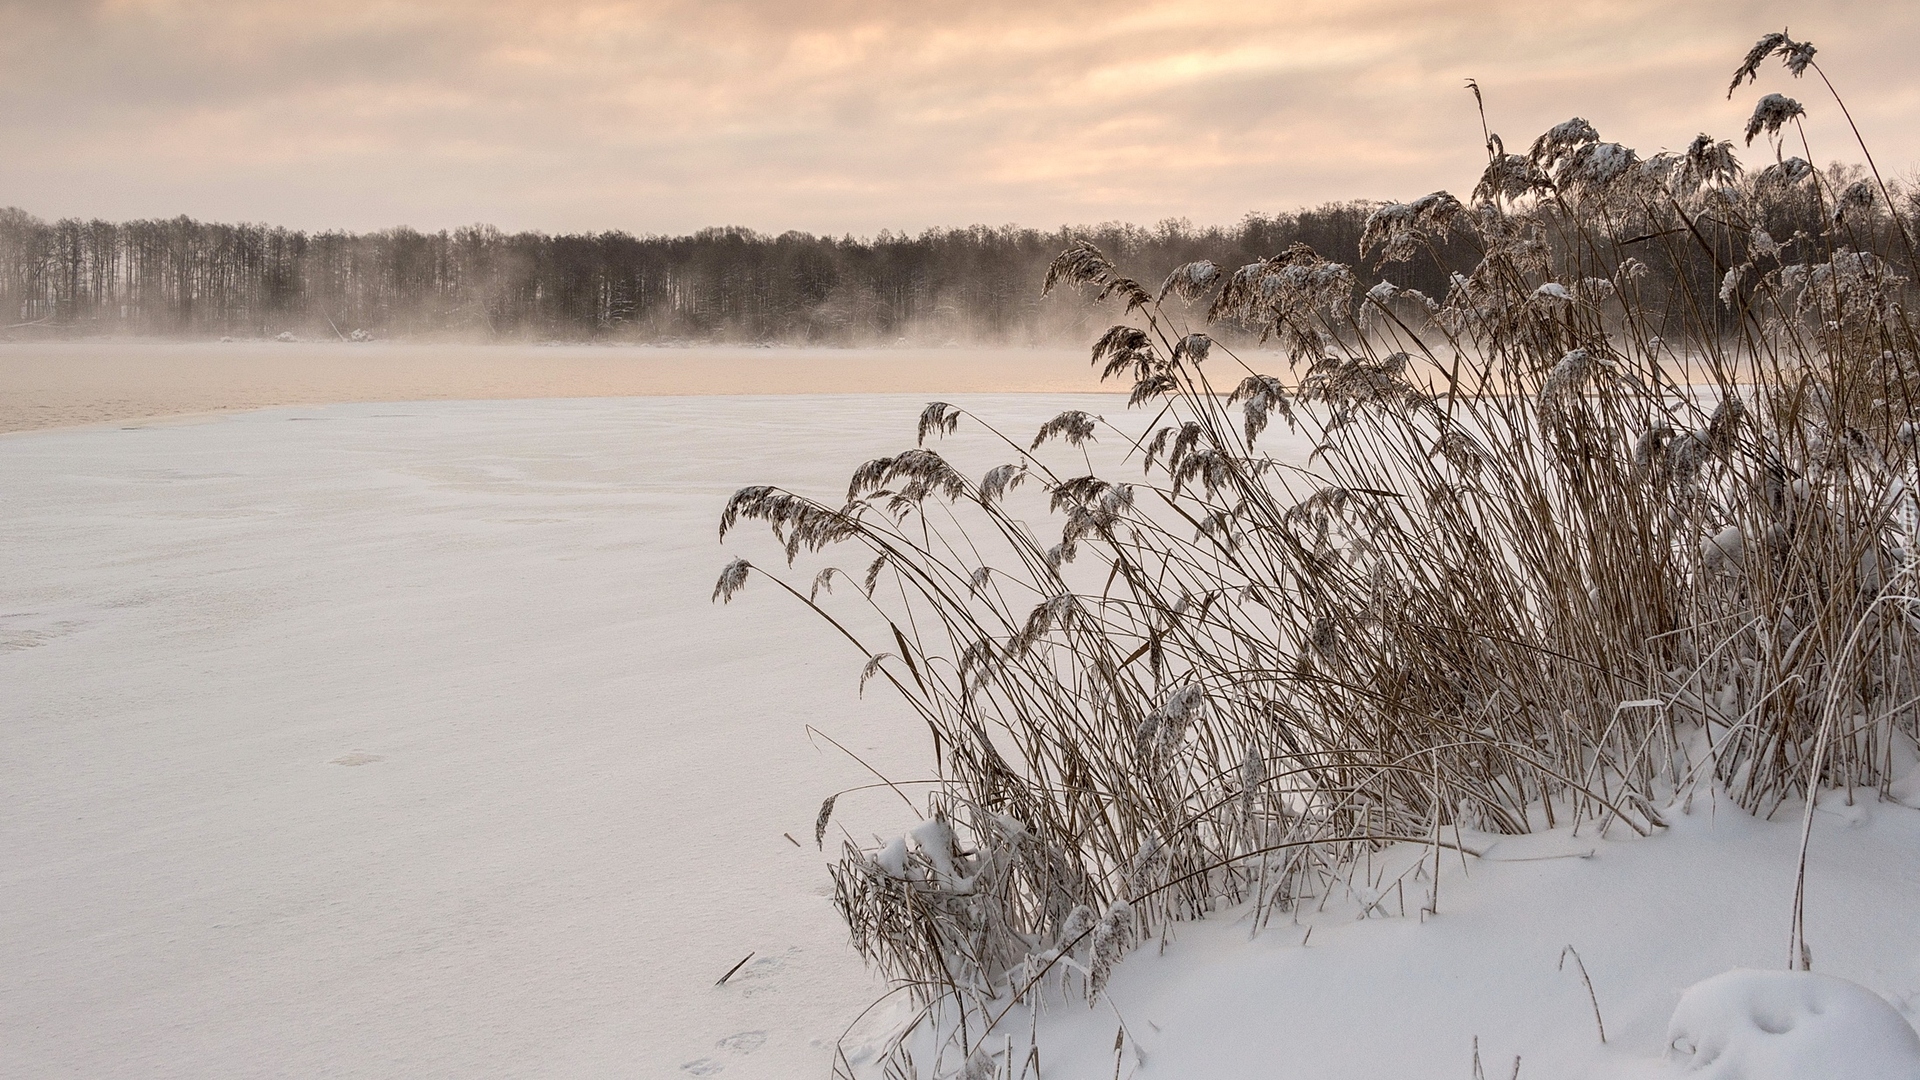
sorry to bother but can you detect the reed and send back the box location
[719,30,1920,1077]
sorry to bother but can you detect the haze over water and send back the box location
[0,343,1113,435]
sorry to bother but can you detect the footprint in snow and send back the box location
[717,1031,766,1054]
[331,751,384,766]
[681,1059,724,1075]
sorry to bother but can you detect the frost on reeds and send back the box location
[718,31,1920,1077]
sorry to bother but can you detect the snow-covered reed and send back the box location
[719,30,1920,1077]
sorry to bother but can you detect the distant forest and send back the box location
[0,171,1895,345]
[0,205,1463,344]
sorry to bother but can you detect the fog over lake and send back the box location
[0,342,1118,434]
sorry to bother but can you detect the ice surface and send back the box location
[0,394,1120,1079]
[1666,969,1920,1078]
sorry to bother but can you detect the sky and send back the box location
[4,0,1917,237]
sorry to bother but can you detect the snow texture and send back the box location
[893,782,1920,1078]
[0,395,1122,1079]
[1666,969,1920,1078]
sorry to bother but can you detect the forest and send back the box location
[0,205,1451,344]
[0,161,1896,345]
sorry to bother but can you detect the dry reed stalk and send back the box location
[718,30,1920,1077]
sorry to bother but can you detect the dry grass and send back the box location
[718,31,1920,1079]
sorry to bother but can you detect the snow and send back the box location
[0,395,1111,1079]
[955,800,1920,1080]
[1666,970,1920,1079]
[875,836,912,880]
[6,389,1919,1079]
[1701,525,1746,572]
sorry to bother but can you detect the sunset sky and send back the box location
[4,0,1916,236]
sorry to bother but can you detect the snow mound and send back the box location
[1666,969,1920,1078]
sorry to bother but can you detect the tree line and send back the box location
[0,205,1454,344]
[0,172,1893,346]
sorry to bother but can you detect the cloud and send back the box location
[2,0,1916,234]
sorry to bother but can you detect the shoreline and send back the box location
[0,340,1135,436]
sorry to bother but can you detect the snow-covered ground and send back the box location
[998,800,1920,1080]
[6,393,1919,1079]
[3,395,1098,1078]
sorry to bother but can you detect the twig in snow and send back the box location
[716,952,754,986]
[1558,945,1606,1043]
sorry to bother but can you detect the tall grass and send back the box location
[718,31,1920,1078]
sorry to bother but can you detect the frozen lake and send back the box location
[0,341,1108,434]
[12,350,1917,1080]
[0,392,1118,1078]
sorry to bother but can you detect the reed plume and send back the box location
[721,29,1920,1077]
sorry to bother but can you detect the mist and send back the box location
[4,170,1907,351]
[1,206,1409,346]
